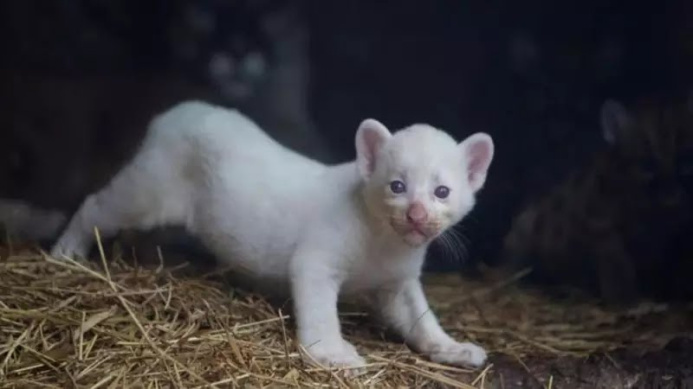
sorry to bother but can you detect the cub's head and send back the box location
[355,119,494,247]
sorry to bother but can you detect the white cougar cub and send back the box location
[51,101,494,370]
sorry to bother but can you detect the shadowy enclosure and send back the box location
[1,0,693,387]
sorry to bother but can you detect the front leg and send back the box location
[291,253,365,369]
[375,278,487,368]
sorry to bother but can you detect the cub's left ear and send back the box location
[600,99,631,145]
[355,118,392,179]
[459,133,494,192]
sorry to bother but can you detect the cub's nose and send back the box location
[406,202,428,224]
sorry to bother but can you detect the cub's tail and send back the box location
[0,198,67,242]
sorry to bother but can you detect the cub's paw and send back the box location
[427,341,487,368]
[302,339,367,374]
[50,236,89,261]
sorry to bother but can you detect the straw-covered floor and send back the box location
[1,236,692,388]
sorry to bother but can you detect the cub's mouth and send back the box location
[389,218,439,246]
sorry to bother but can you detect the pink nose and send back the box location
[407,202,428,223]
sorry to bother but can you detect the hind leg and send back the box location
[51,150,188,260]
[50,194,113,259]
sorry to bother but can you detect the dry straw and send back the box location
[0,231,690,388]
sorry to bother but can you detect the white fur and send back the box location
[51,101,494,370]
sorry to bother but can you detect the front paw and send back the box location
[302,339,366,371]
[427,341,487,368]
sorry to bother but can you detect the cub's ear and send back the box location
[459,132,494,192]
[600,99,631,145]
[355,119,392,179]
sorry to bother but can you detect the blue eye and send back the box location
[434,186,450,199]
[389,180,406,194]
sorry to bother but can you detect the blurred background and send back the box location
[0,0,692,295]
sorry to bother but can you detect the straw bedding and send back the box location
[1,235,692,388]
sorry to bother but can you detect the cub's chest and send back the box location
[341,249,423,294]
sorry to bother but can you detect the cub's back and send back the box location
[144,101,330,279]
[145,100,275,157]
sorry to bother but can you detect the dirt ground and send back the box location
[485,340,693,389]
[420,273,693,389]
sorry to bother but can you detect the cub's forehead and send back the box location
[382,124,462,172]
[389,124,458,151]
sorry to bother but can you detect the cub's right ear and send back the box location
[600,99,631,145]
[355,119,392,179]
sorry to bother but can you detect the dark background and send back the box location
[0,0,691,272]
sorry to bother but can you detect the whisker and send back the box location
[450,227,472,247]
[435,229,466,265]
[447,228,470,263]
[434,233,453,263]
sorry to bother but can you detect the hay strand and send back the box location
[0,241,691,387]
